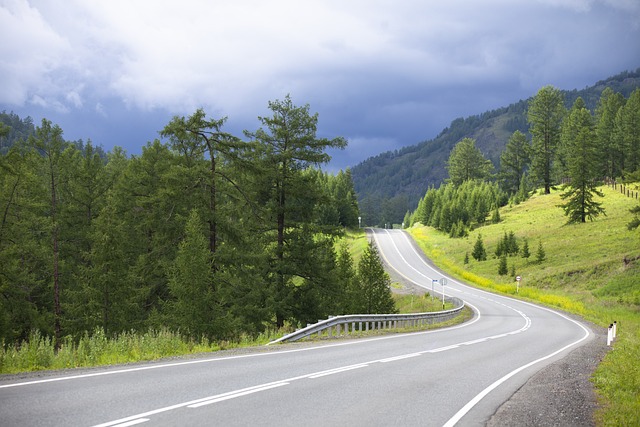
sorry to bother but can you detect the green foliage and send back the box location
[628,205,640,230]
[0,99,360,348]
[521,238,530,259]
[558,99,606,223]
[499,130,531,195]
[536,240,546,264]
[446,137,493,186]
[412,180,506,234]
[498,253,508,275]
[472,234,487,261]
[528,85,566,194]
[356,242,397,314]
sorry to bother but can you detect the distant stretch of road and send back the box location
[0,228,592,427]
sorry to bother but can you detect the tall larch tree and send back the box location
[357,241,396,314]
[528,85,566,194]
[595,87,626,178]
[245,95,347,327]
[27,119,66,347]
[160,109,244,258]
[446,137,493,186]
[499,130,531,195]
[558,100,605,223]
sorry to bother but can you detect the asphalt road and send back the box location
[0,228,593,427]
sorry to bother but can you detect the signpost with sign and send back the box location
[516,275,521,293]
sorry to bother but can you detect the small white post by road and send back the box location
[607,324,613,346]
[441,277,448,309]
[515,275,521,293]
[613,321,617,338]
[432,279,438,300]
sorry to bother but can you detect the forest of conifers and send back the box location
[2,83,639,348]
[0,96,380,347]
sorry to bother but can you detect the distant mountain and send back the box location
[351,69,640,226]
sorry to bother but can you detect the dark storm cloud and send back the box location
[1,0,639,170]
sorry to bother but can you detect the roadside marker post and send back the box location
[515,275,522,293]
[440,278,448,309]
[431,279,438,300]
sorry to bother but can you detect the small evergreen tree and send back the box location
[464,252,470,264]
[536,240,546,264]
[357,242,397,314]
[521,238,531,259]
[491,205,501,224]
[628,205,640,230]
[472,234,487,261]
[498,253,508,275]
[507,231,519,255]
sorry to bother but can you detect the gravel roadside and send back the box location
[487,320,610,427]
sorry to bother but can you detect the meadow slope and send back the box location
[408,184,639,426]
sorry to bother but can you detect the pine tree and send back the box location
[246,95,347,327]
[357,242,397,314]
[558,101,605,223]
[536,240,546,264]
[491,205,501,224]
[627,205,640,230]
[499,130,531,195]
[521,238,531,259]
[472,234,487,261]
[446,138,493,186]
[595,87,626,178]
[498,253,508,275]
[507,231,519,255]
[528,86,566,194]
[167,209,219,340]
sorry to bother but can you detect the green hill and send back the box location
[408,184,640,426]
[352,69,640,226]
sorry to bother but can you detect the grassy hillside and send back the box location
[408,184,640,426]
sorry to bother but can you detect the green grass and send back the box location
[338,228,369,264]
[408,184,640,427]
[0,328,283,375]
[393,293,454,313]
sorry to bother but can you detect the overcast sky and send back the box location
[2,0,639,171]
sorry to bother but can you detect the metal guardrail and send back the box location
[267,297,465,345]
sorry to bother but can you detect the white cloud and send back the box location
[0,0,71,104]
[1,0,639,165]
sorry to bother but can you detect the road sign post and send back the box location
[431,279,438,300]
[516,275,521,293]
[441,277,448,309]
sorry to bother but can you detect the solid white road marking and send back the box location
[188,382,290,408]
[111,419,149,427]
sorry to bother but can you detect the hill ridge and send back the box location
[351,68,640,226]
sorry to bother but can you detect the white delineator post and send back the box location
[607,324,613,346]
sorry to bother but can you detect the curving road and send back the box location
[0,228,592,426]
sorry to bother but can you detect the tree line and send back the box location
[409,86,640,229]
[0,96,397,348]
